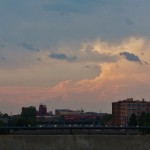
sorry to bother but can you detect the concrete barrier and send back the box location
[0,135,149,150]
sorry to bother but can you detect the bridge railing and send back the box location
[0,126,150,135]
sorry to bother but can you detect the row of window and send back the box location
[127,103,150,107]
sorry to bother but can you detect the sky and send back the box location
[0,0,150,114]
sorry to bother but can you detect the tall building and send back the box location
[37,104,47,116]
[112,98,150,126]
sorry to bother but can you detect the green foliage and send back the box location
[21,106,36,119]
[20,106,37,126]
[14,118,27,126]
[0,112,9,127]
[128,113,137,126]
[7,106,37,127]
[100,114,112,126]
[3,113,9,118]
[139,112,150,126]
[0,120,6,127]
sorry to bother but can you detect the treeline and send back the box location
[0,107,36,127]
[128,112,150,126]
[0,110,112,127]
[2,110,150,127]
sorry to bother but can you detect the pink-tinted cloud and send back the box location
[0,37,150,114]
[0,59,150,114]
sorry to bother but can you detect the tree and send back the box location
[21,106,36,119]
[139,112,150,126]
[128,113,137,126]
[139,112,146,126]
[21,106,37,126]
[100,114,112,126]
[3,113,9,118]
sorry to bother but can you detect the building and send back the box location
[112,98,150,126]
[55,108,84,117]
[36,104,54,126]
[37,104,47,116]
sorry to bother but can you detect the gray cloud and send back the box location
[36,58,42,62]
[0,57,6,61]
[18,42,40,52]
[84,45,95,52]
[85,64,100,70]
[49,53,76,61]
[144,61,149,65]
[120,52,141,63]
[1,0,150,48]
[43,0,101,14]
[0,44,5,48]
[77,45,119,63]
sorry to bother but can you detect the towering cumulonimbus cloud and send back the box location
[0,38,149,114]
[0,0,150,114]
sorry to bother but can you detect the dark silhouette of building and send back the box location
[37,104,47,116]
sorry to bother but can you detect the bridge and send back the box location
[0,126,149,135]
[0,127,149,150]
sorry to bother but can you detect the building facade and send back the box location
[37,104,47,116]
[55,109,84,117]
[112,98,150,126]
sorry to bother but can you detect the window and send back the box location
[128,104,131,107]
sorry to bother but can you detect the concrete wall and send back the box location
[0,135,149,150]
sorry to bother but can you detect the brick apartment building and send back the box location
[112,98,150,126]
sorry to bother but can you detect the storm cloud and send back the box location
[120,52,141,63]
[18,42,40,52]
[49,53,76,61]
[0,0,150,114]
[43,0,102,14]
